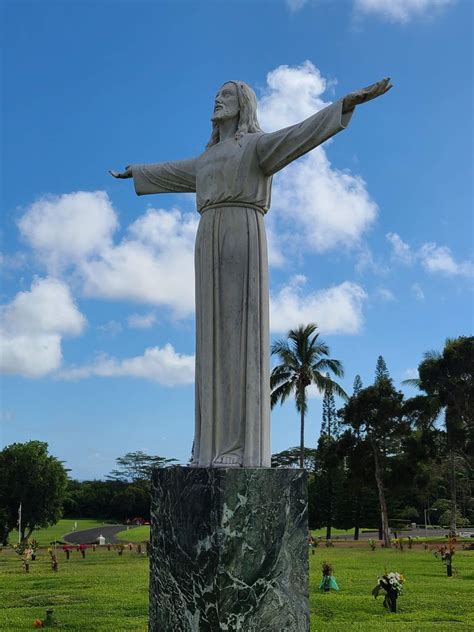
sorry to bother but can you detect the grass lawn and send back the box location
[0,546,148,631]
[8,520,109,546]
[116,526,150,542]
[309,544,473,631]
[0,542,472,631]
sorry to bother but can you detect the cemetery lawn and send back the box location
[116,526,150,542]
[1,543,472,631]
[8,519,107,545]
[0,546,148,631]
[309,545,474,631]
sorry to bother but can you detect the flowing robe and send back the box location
[131,100,353,467]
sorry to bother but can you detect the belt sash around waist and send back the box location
[199,202,266,216]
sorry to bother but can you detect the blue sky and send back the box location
[1,0,472,479]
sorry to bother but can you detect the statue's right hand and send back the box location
[109,165,132,179]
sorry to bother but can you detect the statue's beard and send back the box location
[211,108,237,123]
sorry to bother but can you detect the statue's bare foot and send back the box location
[213,454,242,467]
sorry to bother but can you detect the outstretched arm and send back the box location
[342,77,393,113]
[109,158,197,196]
[257,77,393,176]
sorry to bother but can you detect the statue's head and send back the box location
[207,81,262,148]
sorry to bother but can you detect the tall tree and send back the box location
[353,374,363,396]
[271,324,347,468]
[0,441,68,543]
[312,435,346,536]
[340,371,407,547]
[320,373,340,539]
[337,429,378,539]
[321,373,338,438]
[375,356,390,384]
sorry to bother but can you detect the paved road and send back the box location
[63,525,473,544]
[329,527,474,541]
[62,525,139,545]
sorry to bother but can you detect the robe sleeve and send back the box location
[256,100,353,176]
[131,157,197,196]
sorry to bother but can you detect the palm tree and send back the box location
[270,323,347,469]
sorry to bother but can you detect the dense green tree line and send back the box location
[63,452,176,522]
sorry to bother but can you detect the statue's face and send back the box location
[211,82,239,123]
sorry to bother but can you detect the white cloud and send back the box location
[419,243,474,277]
[258,62,378,254]
[285,0,308,11]
[354,0,455,23]
[258,61,331,131]
[18,196,199,317]
[79,207,197,316]
[97,320,123,336]
[127,312,157,329]
[59,344,194,386]
[411,282,425,300]
[355,246,389,276]
[18,191,118,273]
[272,148,378,253]
[270,275,367,334]
[0,277,86,377]
[376,287,396,301]
[386,232,414,265]
[387,232,473,278]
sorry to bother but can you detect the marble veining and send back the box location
[149,467,309,631]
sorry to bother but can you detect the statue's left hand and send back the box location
[342,78,393,113]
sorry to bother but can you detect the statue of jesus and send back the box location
[111,77,392,468]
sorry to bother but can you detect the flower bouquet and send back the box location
[371,571,405,612]
[319,562,339,592]
[434,537,456,577]
[13,541,34,573]
[33,608,60,627]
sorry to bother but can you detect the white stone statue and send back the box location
[111,78,392,468]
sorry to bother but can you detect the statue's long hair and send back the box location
[206,81,263,149]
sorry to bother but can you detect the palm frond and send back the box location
[313,358,344,378]
[271,380,295,409]
[270,367,293,389]
[402,378,421,388]
[271,340,300,369]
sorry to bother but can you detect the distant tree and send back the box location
[319,373,341,540]
[0,441,68,543]
[375,356,390,384]
[271,324,347,468]
[337,429,378,540]
[271,447,317,470]
[321,373,338,438]
[353,374,363,396]
[340,372,407,548]
[107,451,177,483]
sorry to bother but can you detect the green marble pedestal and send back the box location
[149,467,309,632]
